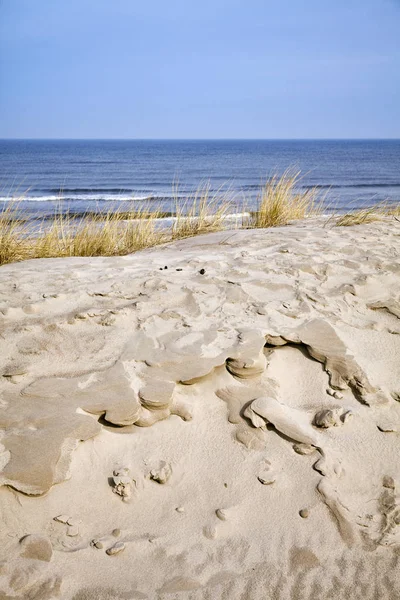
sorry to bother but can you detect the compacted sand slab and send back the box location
[0,218,400,599]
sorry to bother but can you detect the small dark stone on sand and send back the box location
[199,269,206,275]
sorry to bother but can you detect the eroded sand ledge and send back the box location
[0,218,400,599]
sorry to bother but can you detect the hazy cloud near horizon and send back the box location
[0,0,399,139]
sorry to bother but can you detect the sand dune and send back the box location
[0,218,400,599]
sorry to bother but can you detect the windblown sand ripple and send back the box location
[0,218,399,599]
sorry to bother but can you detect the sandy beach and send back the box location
[0,217,399,600]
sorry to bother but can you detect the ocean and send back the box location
[1,139,400,218]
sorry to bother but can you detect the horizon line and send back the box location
[1,137,400,142]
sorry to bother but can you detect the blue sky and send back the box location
[0,0,399,139]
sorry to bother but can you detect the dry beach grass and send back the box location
[172,181,234,239]
[0,203,165,265]
[334,202,400,226]
[0,170,399,265]
[248,169,325,228]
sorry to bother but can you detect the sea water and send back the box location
[1,139,399,218]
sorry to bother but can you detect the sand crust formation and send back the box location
[0,218,400,599]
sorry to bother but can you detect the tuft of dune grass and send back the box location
[36,206,165,258]
[384,203,400,218]
[248,169,325,228]
[0,203,167,265]
[333,200,400,226]
[328,197,400,226]
[334,207,384,227]
[172,182,234,239]
[0,202,31,265]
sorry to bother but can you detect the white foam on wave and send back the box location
[124,212,251,225]
[0,194,155,203]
